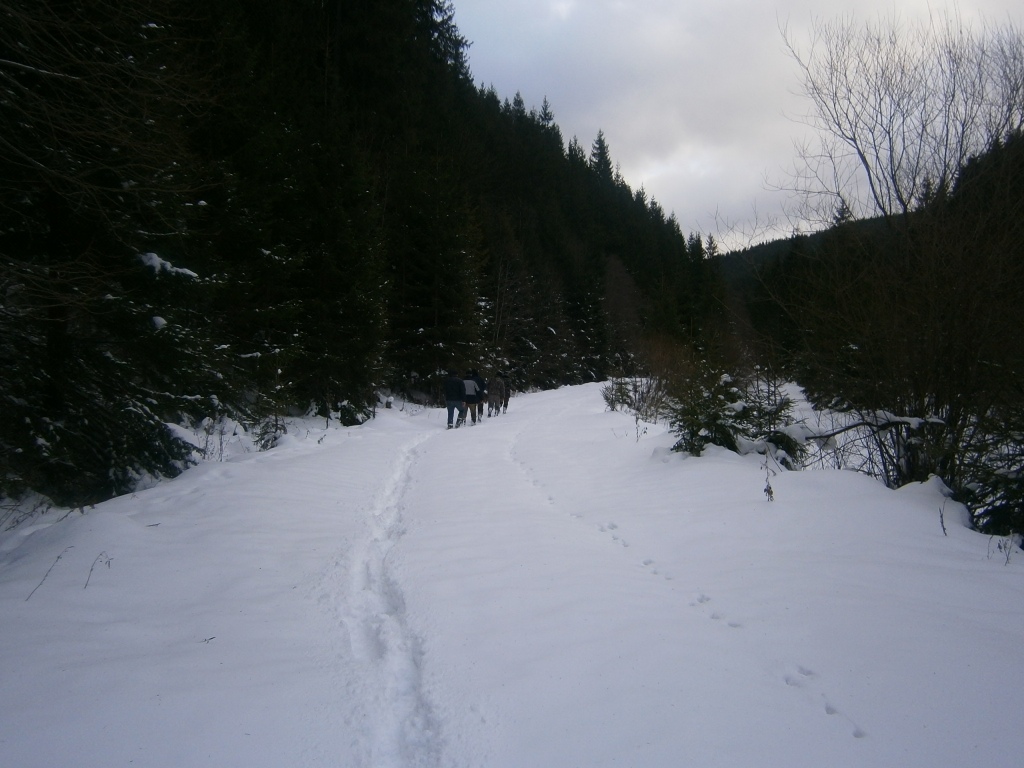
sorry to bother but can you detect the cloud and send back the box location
[455,0,1024,246]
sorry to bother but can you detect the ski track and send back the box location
[335,431,442,768]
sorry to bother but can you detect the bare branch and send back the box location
[781,10,1024,222]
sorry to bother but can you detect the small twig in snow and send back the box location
[84,552,112,589]
[762,457,777,501]
[25,546,73,601]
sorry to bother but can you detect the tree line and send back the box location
[0,0,717,507]
[712,11,1024,535]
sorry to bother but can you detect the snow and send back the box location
[138,252,198,278]
[1,383,1021,767]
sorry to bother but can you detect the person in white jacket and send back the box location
[463,371,481,424]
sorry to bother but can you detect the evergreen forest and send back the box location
[0,1,718,507]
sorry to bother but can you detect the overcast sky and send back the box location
[453,1,1023,248]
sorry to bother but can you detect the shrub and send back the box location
[667,359,804,465]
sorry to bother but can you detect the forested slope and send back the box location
[0,0,716,506]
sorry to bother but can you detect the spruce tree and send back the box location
[589,130,615,186]
[0,1,235,504]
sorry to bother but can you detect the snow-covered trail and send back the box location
[389,385,1024,768]
[0,411,443,768]
[322,429,442,767]
[2,383,1022,768]
[394,387,833,766]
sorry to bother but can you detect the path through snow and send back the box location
[334,432,441,767]
[2,383,1022,767]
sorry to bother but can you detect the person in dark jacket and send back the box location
[443,370,466,429]
[487,374,505,417]
[500,372,511,413]
[472,369,487,419]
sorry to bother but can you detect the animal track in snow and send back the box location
[783,667,816,687]
[706,612,742,628]
[687,593,741,627]
[782,665,867,739]
[638,557,670,579]
[596,522,630,548]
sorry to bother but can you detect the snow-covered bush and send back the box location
[667,363,745,455]
[601,378,632,411]
[666,361,805,466]
[601,375,670,423]
[956,405,1024,536]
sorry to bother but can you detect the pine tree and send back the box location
[589,130,615,185]
[567,136,587,166]
[538,97,556,127]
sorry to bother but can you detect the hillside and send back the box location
[1,1,715,508]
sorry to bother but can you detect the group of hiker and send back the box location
[443,369,511,429]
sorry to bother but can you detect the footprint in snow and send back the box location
[826,701,867,739]
[687,593,740,626]
[784,667,867,739]
[783,667,815,687]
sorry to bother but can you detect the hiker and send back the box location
[463,370,481,424]
[487,374,505,417]
[443,370,466,429]
[472,369,487,419]
[500,371,511,413]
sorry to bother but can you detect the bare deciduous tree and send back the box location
[781,10,1024,226]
